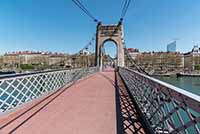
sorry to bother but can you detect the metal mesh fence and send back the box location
[0,67,98,114]
[119,67,200,134]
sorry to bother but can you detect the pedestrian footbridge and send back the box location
[0,67,199,134]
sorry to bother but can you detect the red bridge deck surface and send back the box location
[0,68,117,134]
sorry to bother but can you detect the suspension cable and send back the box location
[79,34,96,54]
[71,0,99,23]
[120,0,132,21]
[109,0,132,38]
[124,44,150,75]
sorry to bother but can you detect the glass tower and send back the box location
[167,41,176,52]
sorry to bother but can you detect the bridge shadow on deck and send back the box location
[100,71,146,134]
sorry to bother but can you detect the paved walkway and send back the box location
[0,69,117,134]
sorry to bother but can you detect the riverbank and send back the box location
[0,71,16,75]
[153,73,200,77]
[177,73,200,77]
[152,73,176,77]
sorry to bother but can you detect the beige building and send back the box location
[70,53,95,68]
[1,51,71,71]
[20,54,49,65]
[127,48,140,60]
[3,52,49,66]
[184,46,200,72]
[1,54,21,71]
[135,52,184,74]
[3,54,20,66]
[48,55,64,65]
[0,56,3,69]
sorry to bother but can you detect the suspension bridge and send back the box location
[0,0,200,134]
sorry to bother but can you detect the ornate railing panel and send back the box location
[119,67,200,134]
[0,67,98,114]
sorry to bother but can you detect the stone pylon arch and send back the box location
[95,22,125,69]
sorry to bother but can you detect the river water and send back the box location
[156,76,200,133]
[156,76,200,96]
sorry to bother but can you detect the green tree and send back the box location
[195,64,200,73]
[21,64,34,70]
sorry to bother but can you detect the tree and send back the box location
[21,64,34,70]
[195,64,200,73]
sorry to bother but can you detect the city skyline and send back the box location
[0,43,197,57]
[0,0,200,55]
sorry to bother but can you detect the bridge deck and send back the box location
[0,68,146,134]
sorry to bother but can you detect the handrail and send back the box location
[119,67,200,134]
[0,67,83,80]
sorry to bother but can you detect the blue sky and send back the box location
[0,0,200,56]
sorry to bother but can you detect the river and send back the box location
[156,76,200,96]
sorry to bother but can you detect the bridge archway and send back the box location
[101,40,117,68]
[95,23,125,70]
